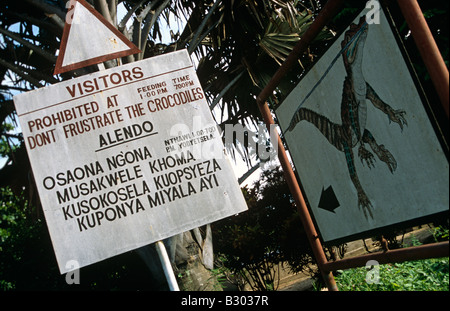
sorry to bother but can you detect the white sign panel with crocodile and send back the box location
[276,9,448,243]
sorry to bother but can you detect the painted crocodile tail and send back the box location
[287,107,343,150]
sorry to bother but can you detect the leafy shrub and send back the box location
[213,168,315,291]
[0,187,42,290]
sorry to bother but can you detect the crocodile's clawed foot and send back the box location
[358,145,376,169]
[358,191,374,219]
[377,145,397,173]
[388,109,407,132]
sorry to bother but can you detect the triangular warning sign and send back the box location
[54,0,140,75]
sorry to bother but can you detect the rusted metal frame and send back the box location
[256,0,449,291]
[256,0,345,292]
[397,0,449,118]
[318,0,450,275]
[323,241,449,272]
[257,102,338,291]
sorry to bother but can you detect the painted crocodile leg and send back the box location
[360,129,397,173]
[366,83,407,130]
[287,107,374,219]
[343,140,374,219]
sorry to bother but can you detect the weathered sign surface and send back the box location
[54,0,140,75]
[14,50,247,273]
[276,9,448,243]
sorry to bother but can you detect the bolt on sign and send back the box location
[275,8,448,244]
[14,50,248,273]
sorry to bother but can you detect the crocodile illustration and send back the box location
[287,16,407,219]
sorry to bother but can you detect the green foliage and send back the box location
[0,187,41,290]
[335,258,449,291]
[334,229,449,291]
[432,225,449,242]
[213,168,315,291]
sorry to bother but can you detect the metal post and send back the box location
[90,11,178,291]
[257,100,338,291]
[256,0,344,292]
[397,0,449,118]
[155,240,180,291]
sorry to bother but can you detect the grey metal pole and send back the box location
[155,240,180,291]
[93,26,179,294]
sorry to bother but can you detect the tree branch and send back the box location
[209,71,244,110]
[93,0,114,25]
[187,0,222,54]
[138,0,170,60]
[8,11,63,35]
[0,58,43,88]
[24,0,66,20]
[0,26,57,63]
[118,0,147,31]
[108,0,118,26]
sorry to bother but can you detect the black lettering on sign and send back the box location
[146,154,223,208]
[66,67,144,98]
[97,121,155,151]
[61,180,151,232]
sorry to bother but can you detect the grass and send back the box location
[334,257,449,291]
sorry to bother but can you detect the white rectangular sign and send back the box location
[276,9,448,243]
[14,50,247,273]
